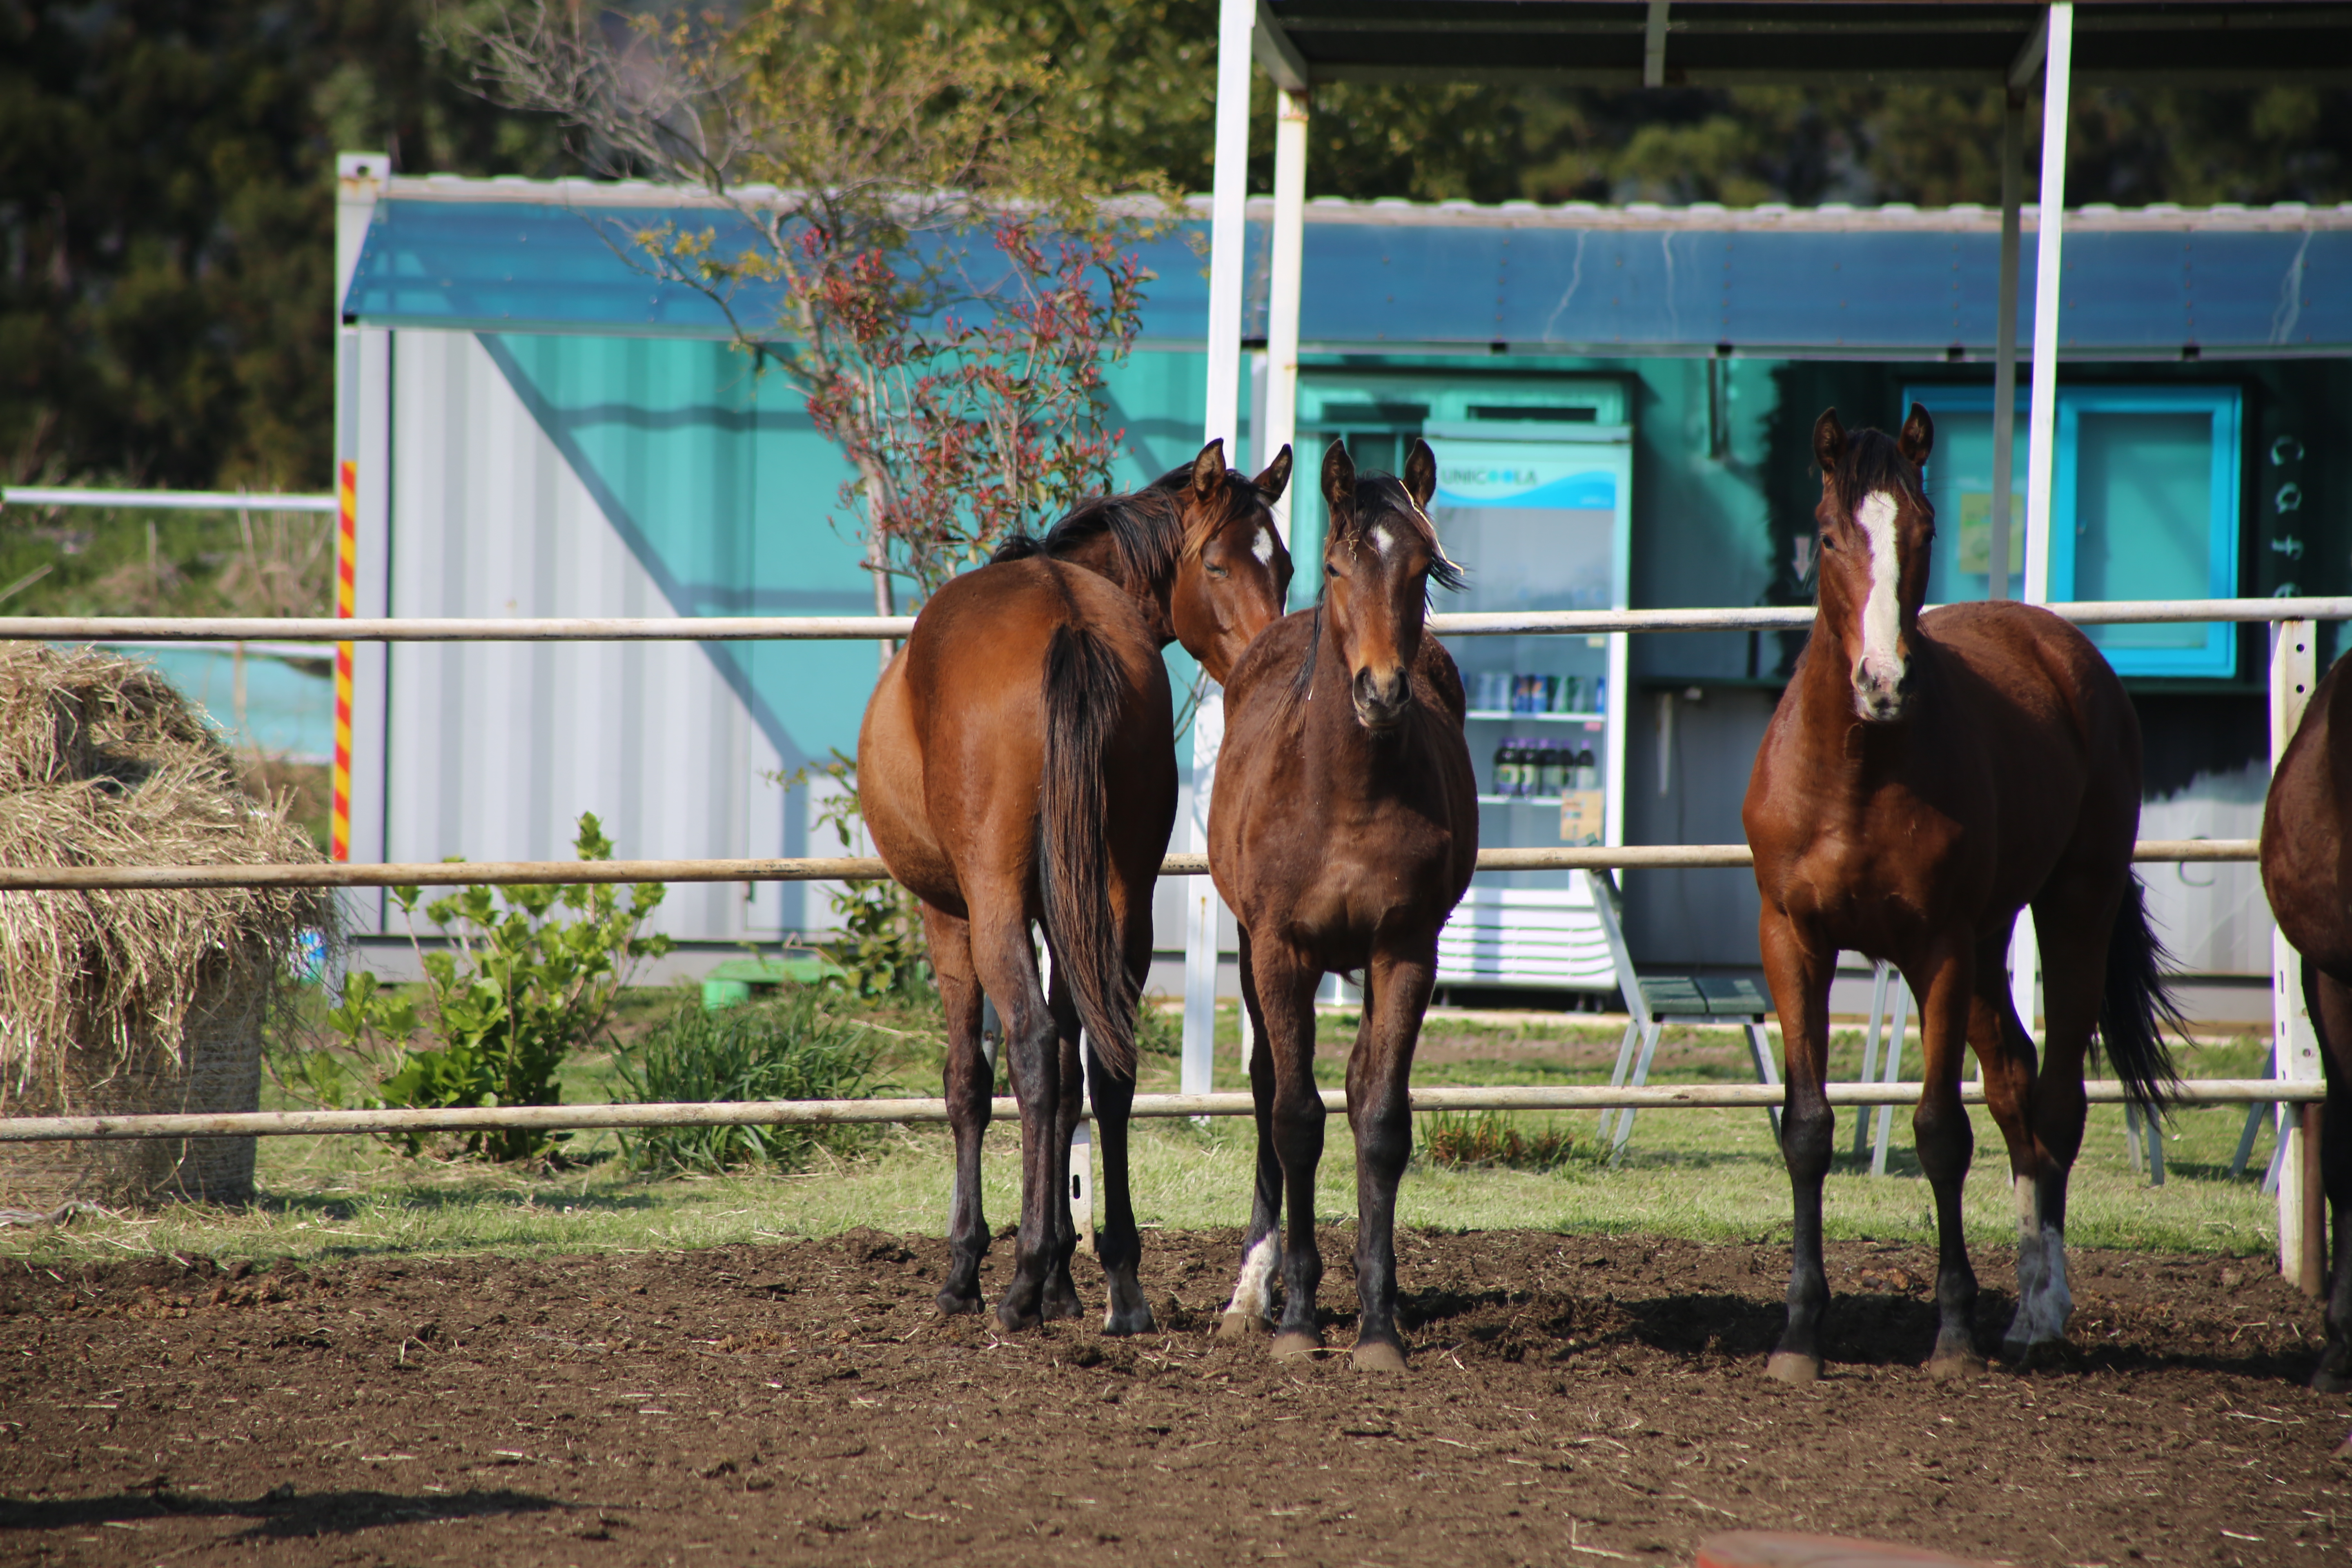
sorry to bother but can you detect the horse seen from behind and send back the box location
[1742,405,2179,1382]
[1207,437,1478,1370]
[858,439,1293,1335]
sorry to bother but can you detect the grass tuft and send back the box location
[1419,1109,1579,1171]
[610,990,881,1175]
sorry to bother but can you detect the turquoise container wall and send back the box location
[483,334,1232,767]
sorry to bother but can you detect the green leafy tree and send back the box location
[461,0,1169,611]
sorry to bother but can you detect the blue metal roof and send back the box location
[343,180,2352,358]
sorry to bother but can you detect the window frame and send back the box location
[1901,381,2244,679]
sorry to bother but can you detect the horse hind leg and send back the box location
[1089,893,1158,1336]
[923,902,992,1315]
[1040,957,1086,1323]
[968,900,1064,1333]
[2003,881,2116,1366]
[1220,926,1286,1338]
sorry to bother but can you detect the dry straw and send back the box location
[0,642,331,1204]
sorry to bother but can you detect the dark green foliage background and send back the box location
[3,0,2349,496]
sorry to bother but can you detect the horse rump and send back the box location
[1038,621,1142,1077]
[2097,874,2188,1117]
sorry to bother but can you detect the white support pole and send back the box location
[1186,0,1258,1101]
[1182,690,1225,1101]
[1203,0,1255,460]
[1262,86,1311,513]
[2011,2,2071,1040]
[2020,1,2070,610]
[2272,620,2322,1285]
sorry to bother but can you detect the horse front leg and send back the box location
[923,902,991,1315]
[1254,938,1327,1360]
[2306,967,2352,1394]
[1348,945,1433,1372]
[1910,942,1984,1378]
[1759,907,1835,1383]
[1221,926,1286,1336]
[1090,897,1158,1336]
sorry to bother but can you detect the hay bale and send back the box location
[0,643,332,1205]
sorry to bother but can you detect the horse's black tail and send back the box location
[2098,874,2188,1118]
[1038,620,1140,1078]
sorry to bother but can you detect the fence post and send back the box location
[2270,618,2321,1287]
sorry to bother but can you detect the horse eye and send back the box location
[1207,564,1229,579]
[1818,534,1836,552]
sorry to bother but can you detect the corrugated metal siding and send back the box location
[385,330,794,942]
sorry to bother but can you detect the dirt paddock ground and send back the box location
[2,1229,2343,1567]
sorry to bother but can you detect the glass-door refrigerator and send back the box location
[1424,420,1634,997]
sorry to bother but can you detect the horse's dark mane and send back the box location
[1829,428,1926,518]
[989,461,1265,588]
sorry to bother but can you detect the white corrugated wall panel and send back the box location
[384,331,784,943]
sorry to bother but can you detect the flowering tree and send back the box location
[463,1,1167,619]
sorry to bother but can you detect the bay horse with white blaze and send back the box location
[1208,438,1478,1370]
[858,439,1292,1334]
[1743,405,2179,1382]
[2258,653,2352,1392]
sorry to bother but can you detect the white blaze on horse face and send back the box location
[1369,524,1395,558]
[1855,490,1906,703]
[1251,524,1276,566]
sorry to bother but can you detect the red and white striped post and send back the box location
[331,459,356,863]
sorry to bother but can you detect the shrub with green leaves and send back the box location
[611,990,882,1175]
[319,813,673,1161]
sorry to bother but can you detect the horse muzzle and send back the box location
[1850,659,1912,724]
[1352,667,1412,733]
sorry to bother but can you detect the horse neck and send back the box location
[1048,530,1177,645]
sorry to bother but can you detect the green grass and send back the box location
[0,996,2289,1270]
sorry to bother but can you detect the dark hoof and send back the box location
[1764,1351,1820,1385]
[1216,1310,1265,1341]
[1270,1330,1324,1361]
[1041,1291,1084,1323]
[1925,1350,1987,1381]
[2312,1365,2352,1395]
[936,1290,983,1316]
[2002,1337,2068,1371]
[1349,1338,1407,1373]
[996,1299,1042,1333]
[1102,1303,1155,1336]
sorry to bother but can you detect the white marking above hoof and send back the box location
[1223,1233,1280,1326]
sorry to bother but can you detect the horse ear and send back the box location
[1192,439,1225,498]
[1899,402,1934,468]
[1403,439,1438,510]
[1812,408,1847,476]
[1321,439,1354,514]
[1253,444,1292,504]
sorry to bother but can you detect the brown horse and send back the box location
[1742,405,2180,1382]
[2258,652,2352,1392]
[1207,438,1479,1370]
[858,439,1292,1333]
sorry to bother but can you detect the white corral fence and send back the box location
[0,595,2333,1290]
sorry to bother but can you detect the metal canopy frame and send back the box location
[1187,0,2350,1284]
